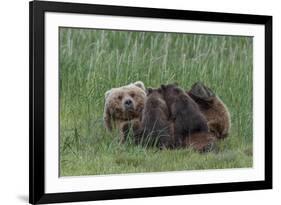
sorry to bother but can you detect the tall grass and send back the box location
[59,28,253,176]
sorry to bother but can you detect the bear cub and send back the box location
[134,87,174,149]
[160,84,208,147]
[187,82,231,139]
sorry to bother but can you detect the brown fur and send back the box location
[134,88,174,149]
[182,132,216,152]
[103,81,146,142]
[160,84,209,147]
[187,82,231,139]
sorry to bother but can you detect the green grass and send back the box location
[59,28,253,176]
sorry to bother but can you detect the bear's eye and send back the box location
[130,93,135,98]
[118,95,122,100]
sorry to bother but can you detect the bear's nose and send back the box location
[124,99,132,106]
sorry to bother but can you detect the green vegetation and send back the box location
[59,28,253,176]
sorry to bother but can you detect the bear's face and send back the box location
[104,81,146,122]
[145,87,169,114]
[145,87,166,108]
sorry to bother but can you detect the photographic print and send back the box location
[30,1,272,204]
[59,28,253,176]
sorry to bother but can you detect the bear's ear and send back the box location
[147,87,153,94]
[104,90,111,99]
[161,84,166,90]
[133,81,145,91]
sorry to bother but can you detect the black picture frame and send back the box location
[29,0,272,204]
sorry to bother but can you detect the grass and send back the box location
[59,28,253,176]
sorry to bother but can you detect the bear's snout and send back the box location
[125,99,132,105]
[123,98,134,110]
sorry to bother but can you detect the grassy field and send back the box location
[59,28,253,176]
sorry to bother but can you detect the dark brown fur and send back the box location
[134,88,174,149]
[182,132,216,152]
[187,82,231,139]
[160,84,208,147]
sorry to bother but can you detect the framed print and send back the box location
[29,0,272,204]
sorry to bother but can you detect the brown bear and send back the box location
[134,87,174,149]
[160,84,209,147]
[187,82,231,139]
[103,81,146,142]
